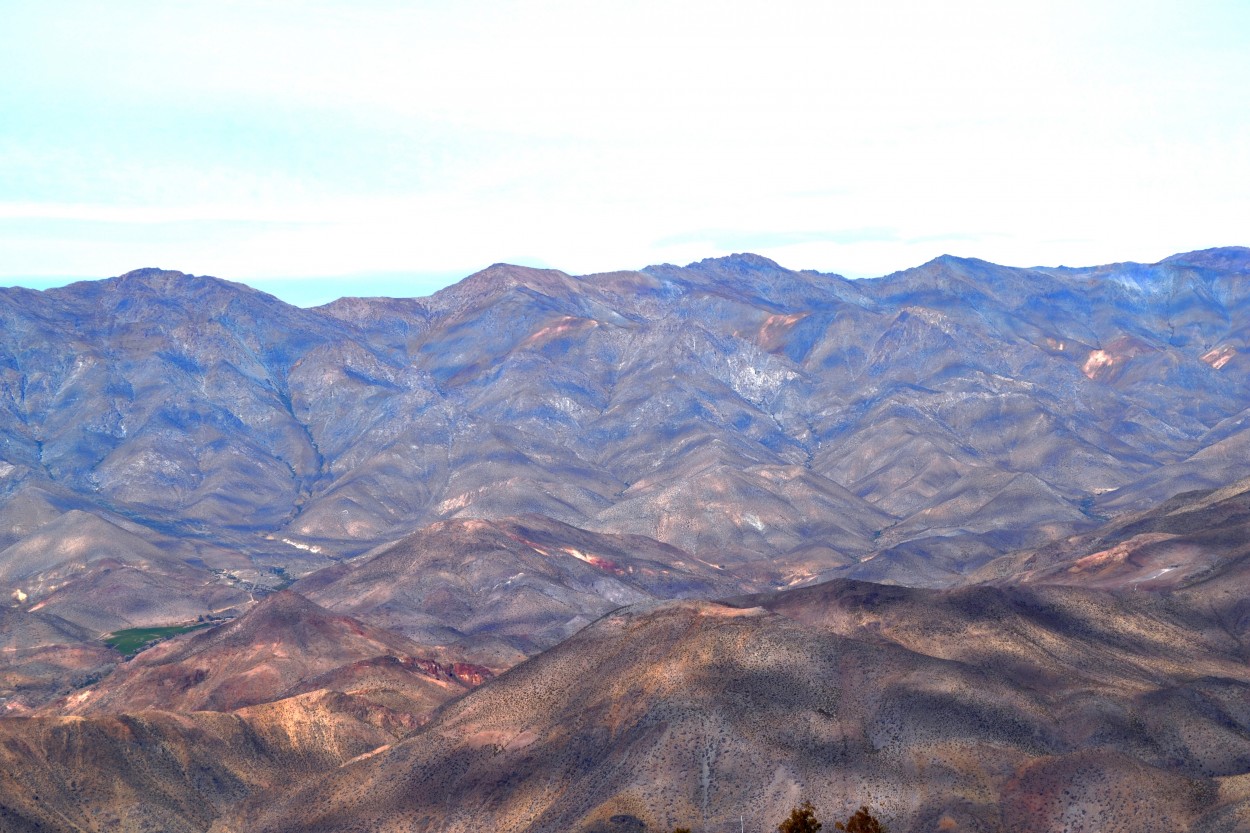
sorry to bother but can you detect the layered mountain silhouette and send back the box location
[2,247,1250,638]
[4,248,1250,831]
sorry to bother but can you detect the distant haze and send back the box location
[2,0,1248,302]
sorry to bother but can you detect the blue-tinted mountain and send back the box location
[1,248,1249,637]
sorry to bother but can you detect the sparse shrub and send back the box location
[834,805,886,833]
[779,800,821,833]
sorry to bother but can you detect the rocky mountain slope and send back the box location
[0,592,499,831]
[976,474,1250,590]
[4,247,1250,831]
[294,515,746,657]
[0,698,409,833]
[53,590,491,717]
[0,607,117,711]
[2,247,1250,636]
[6,481,1250,831]
[215,581,1250,833]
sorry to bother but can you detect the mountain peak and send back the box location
[1160,246,1250,271]
[690,252,785,271]
[47,268,265,306]
[227,589,331,627]
[468,262,570,283]
[118,267,179,280]
[112,268,255,296]
[425,263,578,316]
[927,253,979,266]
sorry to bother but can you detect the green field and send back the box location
[104,622,212,656]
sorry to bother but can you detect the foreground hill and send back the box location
[0,696,411,833]
[2,248,1250,626]
[0,593,501,831]
[54,591,492,717]
[215,581,1250,833]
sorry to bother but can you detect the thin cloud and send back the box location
[1,0,1247,298]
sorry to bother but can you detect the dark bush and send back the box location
[778,800,821,833]
[834,805,886,833]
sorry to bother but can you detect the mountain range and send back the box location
[4,247,1250,831]
[3,248,1250,640]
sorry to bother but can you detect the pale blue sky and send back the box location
[2,0,1248,306]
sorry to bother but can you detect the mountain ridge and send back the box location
[3,246,1250,647]
[5,245,1250,832]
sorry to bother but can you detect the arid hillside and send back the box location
[5,249,1250,832]
[976,474,1250,595]
[0,697,409,833]
[0,592,500,832]
[3,249,1250,635]
[295,515,746,656]
[216,580,1250,833]
[51,590,492,717]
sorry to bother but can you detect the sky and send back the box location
[1,0,1248,307]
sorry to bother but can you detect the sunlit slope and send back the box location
[220,582,1250,833]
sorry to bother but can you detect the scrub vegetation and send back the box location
[103,622,212,656]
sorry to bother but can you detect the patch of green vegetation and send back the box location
[104,622,213,656]
[269,565,294,591]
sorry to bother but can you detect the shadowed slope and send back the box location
[217,582,1250,833]
[0,697,407,833]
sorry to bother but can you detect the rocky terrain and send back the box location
[0,592,499,832]
[976,474,1250,593]
[1,248,1249,639]
[214,580,1250,833]
[4,484,1249,832]
[294,515,747,658]
[0,700,407,833]
[50,590,492,717]
[3,248,1250,831]
[0,607,117,711]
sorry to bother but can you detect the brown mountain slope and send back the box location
[297,515,744,657]
[0,608,117,712]
[56,590,489,716]
[973,474,1250,593]
[742,579,1248,697]
[0,509,250,633]
[216,586,1250,833]
[0,693,408,833]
